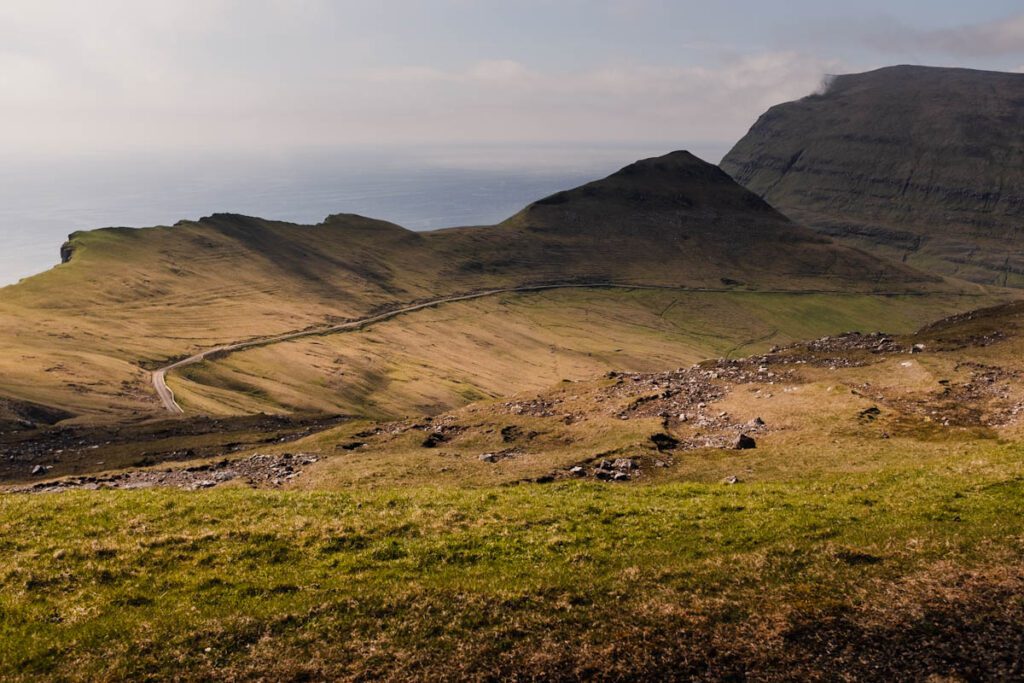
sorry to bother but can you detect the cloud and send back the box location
[0,2,842,154]
[0,46,839,154]
[821,12,1024,59]
[913,13,1024,57]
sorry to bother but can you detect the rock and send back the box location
[31,465,45,475]
[747,417,766,428]
[649,433,680,452]
[612,471,631,481]
[479,453,499,463]
[911,343,926,354]
[733,434,757,450]
[421,432,447,448]
[612,458,636,471]
[569,465,586,477]
[500,425,521,443]
[858,406,882,422]
[723,475,740,485]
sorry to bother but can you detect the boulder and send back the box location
[421,432,447,448]
[733,434,757,450]
[650,433,680,451]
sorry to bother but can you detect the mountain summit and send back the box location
[721,65,1024,286]
[438,150,930,286]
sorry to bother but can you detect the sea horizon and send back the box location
[0,141,728,287]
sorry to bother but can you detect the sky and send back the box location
[1,1,1023,157]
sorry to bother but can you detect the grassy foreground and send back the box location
[3,442,1023,681]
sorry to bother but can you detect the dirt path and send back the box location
[150,282,939,413]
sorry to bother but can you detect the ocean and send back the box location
[0,143,726,287]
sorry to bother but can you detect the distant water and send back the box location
[0,143,727,286]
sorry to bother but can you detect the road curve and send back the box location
[150,282,938,413]
[152,283,608,413]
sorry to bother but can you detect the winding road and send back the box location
[153,283,619,413]
[150,282,939,413]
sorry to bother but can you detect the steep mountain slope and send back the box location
[433,151,929,288]
[0,151,965,422]
[721,65,1024,286]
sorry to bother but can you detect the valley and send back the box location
[0,151,965,426]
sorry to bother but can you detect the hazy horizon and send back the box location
[0,141,721,286]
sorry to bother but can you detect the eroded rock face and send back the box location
[59,241,74,264]
[721,65,1024,287]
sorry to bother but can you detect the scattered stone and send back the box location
[478,449,521,464]
[723,475,740,485]
[14,452,320,494]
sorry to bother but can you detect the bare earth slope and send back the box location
[0,151,962,423]
[721,65,1024,286]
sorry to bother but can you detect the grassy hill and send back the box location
[168,287,991,418]
[721,65,1024,286]
[2,147,1022,677]
[4,291,1024,680]
[0,151,988,424]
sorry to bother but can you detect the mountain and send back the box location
[721,65,1024,286]
[0,151,959,423]
[435,150,927,288]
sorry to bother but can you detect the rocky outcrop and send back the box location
[59,240,74,264]
[721,65,1024,287]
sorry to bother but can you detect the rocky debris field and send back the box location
[0,414,345,484]
[854,361,1024,429]
[12,323,1021,494]
[8,453,320,494]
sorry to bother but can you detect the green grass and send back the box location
[3,442,1022,680]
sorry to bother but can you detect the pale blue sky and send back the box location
[1,1,1022,155]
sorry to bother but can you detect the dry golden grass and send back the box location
[168,288,1006,419]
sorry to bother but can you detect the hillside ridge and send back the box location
[0,150,962,423]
